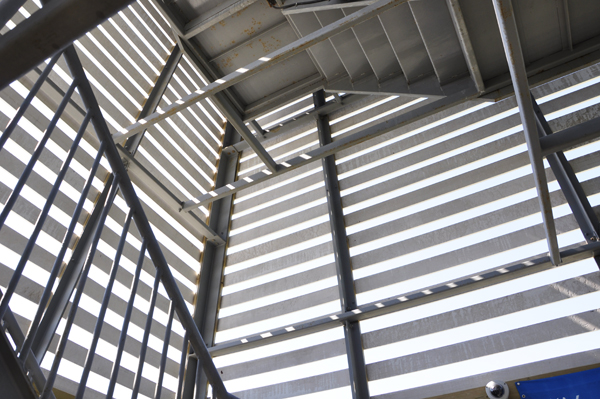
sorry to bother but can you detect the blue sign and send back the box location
[516,367,600,398]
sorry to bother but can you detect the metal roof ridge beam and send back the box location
[183,0,258,39]
[115,0,409,141]
[176,37,246,123]
[482,35,600,99]
[325,72,446,97]
[445,0,485,93]
[150,0,185,37]
[492,0,561,265]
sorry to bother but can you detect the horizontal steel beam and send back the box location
[176,35,246,115]
[0,0,136,90]
[182,78,479,211]
[540,116,600,156]
[117,145,225,245]
[484,34,600,100]
[243,73,326,121]
[532,94,600,243]
[115,0,409,141]
[244,33,600,124]
[190,90,600,214]
[183,0,257,39]
[281,0,376,14]
[207,242,600,357]
[229,94,365,153]
[177,37,278,173]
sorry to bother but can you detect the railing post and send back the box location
[31,172,114,362]
[61,44,237,399]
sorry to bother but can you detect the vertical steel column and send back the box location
[531,94,600,242]
[62,45,237,399]
[183,122,239,399]
[492,0,561,265]
[313,90,370,399]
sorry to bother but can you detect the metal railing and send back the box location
[0,44,237,399]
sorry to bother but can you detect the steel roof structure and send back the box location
[1,1,600,399]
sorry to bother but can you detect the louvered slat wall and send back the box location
[0,1,225,397]
[213,62,600,398]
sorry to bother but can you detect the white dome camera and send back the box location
[485,381,509,399]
